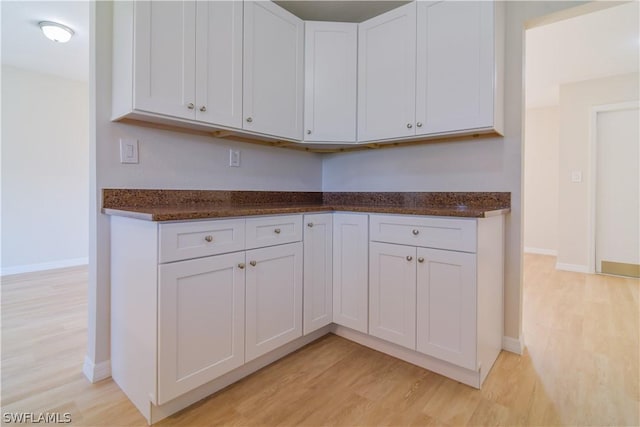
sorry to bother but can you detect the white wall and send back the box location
[523,106,559,255]
[322,1,586,342]
[87,1,323,378]
[557,72,639,271]
[1,65,89,275]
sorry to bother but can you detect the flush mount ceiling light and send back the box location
[39,21,74,43]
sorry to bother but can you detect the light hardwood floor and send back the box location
[1,254,638,426]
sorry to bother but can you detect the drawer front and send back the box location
[159,219,246,263]
[369,214,477,253]
[246,215,303,249]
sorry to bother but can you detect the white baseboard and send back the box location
[83,356,111,383]
[1,257,88,276]
[502,335,524,355]
[555,262,589,273]
[524,247,557,256]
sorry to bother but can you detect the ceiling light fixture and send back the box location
[39,21,74,43]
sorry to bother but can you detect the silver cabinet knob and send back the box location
[412,229,419,236]
[249,260,257,267]
[417,122,423,128]
[418,257,425,263]
[204,235,213,242]
[406,256,413,261]
[274,228,281,234]
[306,130,312,135]
[238,263,245,269]
[307,223,314,228]
[199,106,206,112]
[187,103,195,110]
[246,117,253,123]
[407,123,413,129]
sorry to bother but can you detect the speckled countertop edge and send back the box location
[102,189,510,221]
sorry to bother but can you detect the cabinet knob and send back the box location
[249,260,257,267]
[274,228,281,234]
[416,122,423,128]
[306,130,312,135]
[418,257,425,263]
[199,106,206,112]
[187,103,195,110]
[307,223,314,228]
[412,229,419,236]
[406,256,413,262]
[246,117,253,123]
[407,123,413,129]
[238,263,245,269]
[204,235,213,242]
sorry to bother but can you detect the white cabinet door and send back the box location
[304,22,357,143]
[333,213,369,333]
[415,1,495,135]
[369,242,417,349]
[416,247,477,370]
[194,1,243,128]
[157,251,245,404]
[245,242,303,362]
[243,1,304,140]
[358,2,417,141]
[134,0,196,119]
[303,214,333,335]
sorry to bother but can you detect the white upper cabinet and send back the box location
[415,1,504,136]
[243,1,304,140]
[194,1,243,128]
[114,1,242,129]
[304,22,358,143]
[132,1,196,120]
[358,2,417,142]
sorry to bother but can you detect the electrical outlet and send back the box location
[571,170,582,183]
[120,138,139,164]
[229,149,240,167]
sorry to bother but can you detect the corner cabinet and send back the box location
[332,213,369,334]
[303,214,333,334]
[304,22,358,143]
[243,1,304,140]
[112,1,243,128]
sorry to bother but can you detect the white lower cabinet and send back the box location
[367,214,504,383]
[158,251,245,404]
[110,210,505,424]
[303,214,333,335]
[416,248,477,370]
[369,242,416,349]
[332,213,369,333]
[245,242,303,362]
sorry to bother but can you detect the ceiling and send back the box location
[275,1,409,22]
[1,1,89,82]
[526,1,639,108]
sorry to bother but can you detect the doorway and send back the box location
[592,102,640,277]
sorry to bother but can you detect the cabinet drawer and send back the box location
[246,215,303,249]
[369,215,476,253]
[159,219,246,263]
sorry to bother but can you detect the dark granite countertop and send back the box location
[102,190,510,221]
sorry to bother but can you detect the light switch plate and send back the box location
[571,170,582,183]
[229,149,240,167]
[120,138,139,164]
